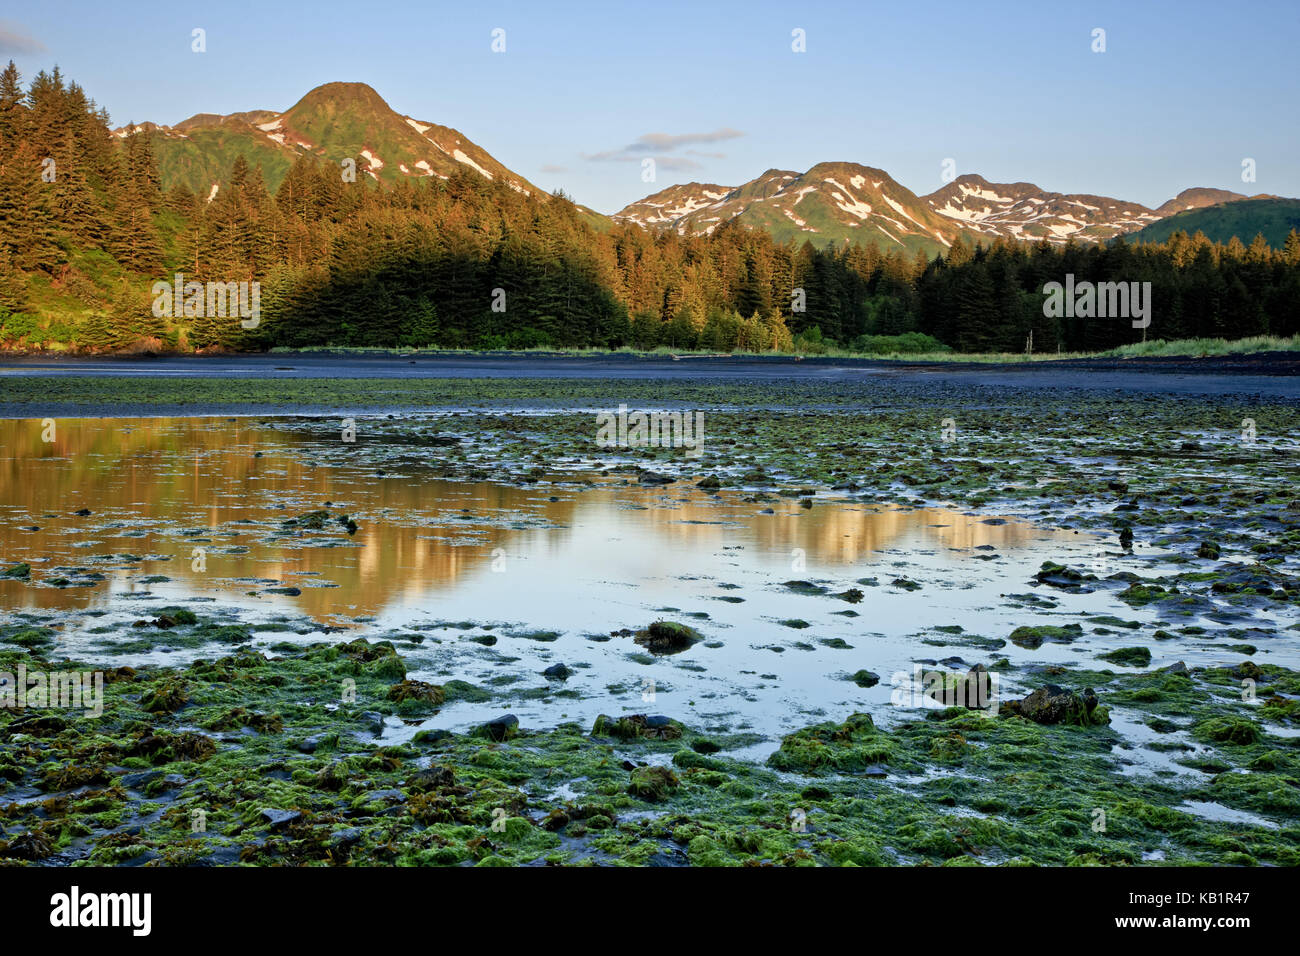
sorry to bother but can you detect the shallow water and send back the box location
[1,417,1294,748]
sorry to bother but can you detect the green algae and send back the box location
[2,377,1299,867]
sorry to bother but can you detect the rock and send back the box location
[387,679,445,706]
[296,732,338,754]
[360,711,385,735]
[542,663,572,680]
[628,765,679,801]
[361,789,406,805]
[260,808,302,829]
[1008,623,1083,649]
[633,620,703,655]
[328,828,364,850]
[1098,646,1152,667]
[1232,661,1263,681]
[482,714,519,742]
[1033,561,1096,589]
[1196,540,1222,560]
[1,714,67,737]
[592,713,682,740]
[962,665,995,710]
[783,580,827,595]
[696,475,721,490]
[637,470,675,485]
[407,765,456,791]
[848,669,880,688]
[1000,684,1107,726]
[119,770,163,790]
[412,728,453,745]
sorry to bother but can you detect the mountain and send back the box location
[919,174,1166,243]
[616,169,1273,251]
[613,182,734,226]
[1124,198,1300,248]
[123,82,1270,252]
[117,81,545,201]
[1152,187,1249,218]
[613,163,967,255]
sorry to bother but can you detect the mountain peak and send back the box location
[1153,187,1248,218]
[921,175,1157,244]
[615,162,962,253]
[131,80,544,200]
[287,81,393,115]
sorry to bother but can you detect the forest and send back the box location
[2,63,1299,355]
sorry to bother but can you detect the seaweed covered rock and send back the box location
[1034,562,1097,589]
[767,713,891,773]
[632,620,702,655]
[406,765,457,792]
[481,714,519,742]
[1098,647,1152,667]
[1008,624,1083,649]
[387,679,444,706]
[999,685,1109,726]
[591,713,683,740]
[129,730,217,764]
[140,679,190,714]
[628,765,679,801]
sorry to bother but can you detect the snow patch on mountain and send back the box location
[452,149,492,178]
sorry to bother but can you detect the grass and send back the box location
[1096,335,1300,359]
[259,334,1300,363]
[7,331,1299,364]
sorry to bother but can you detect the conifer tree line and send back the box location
[2,62,1298,353]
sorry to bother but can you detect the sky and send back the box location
[2,0,1297,214]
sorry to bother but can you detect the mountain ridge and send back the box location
[117,80,544,200]
[614,168,1269,251]
[119,80,1286,253]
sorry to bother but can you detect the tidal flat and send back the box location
[0,368,1297,866]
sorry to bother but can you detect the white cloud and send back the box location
[0,21,45,54]
[583,127,742,168]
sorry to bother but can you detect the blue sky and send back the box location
[2,0,1297,213]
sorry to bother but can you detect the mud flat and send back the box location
[0,368,1296,866]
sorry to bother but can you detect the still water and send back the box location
[0,417,1185,740]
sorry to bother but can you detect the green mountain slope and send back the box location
[615,163,970,256]
[128,81,544,199]
[1125,198,1300,247]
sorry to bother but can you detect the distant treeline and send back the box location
[2,63,1299,354]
